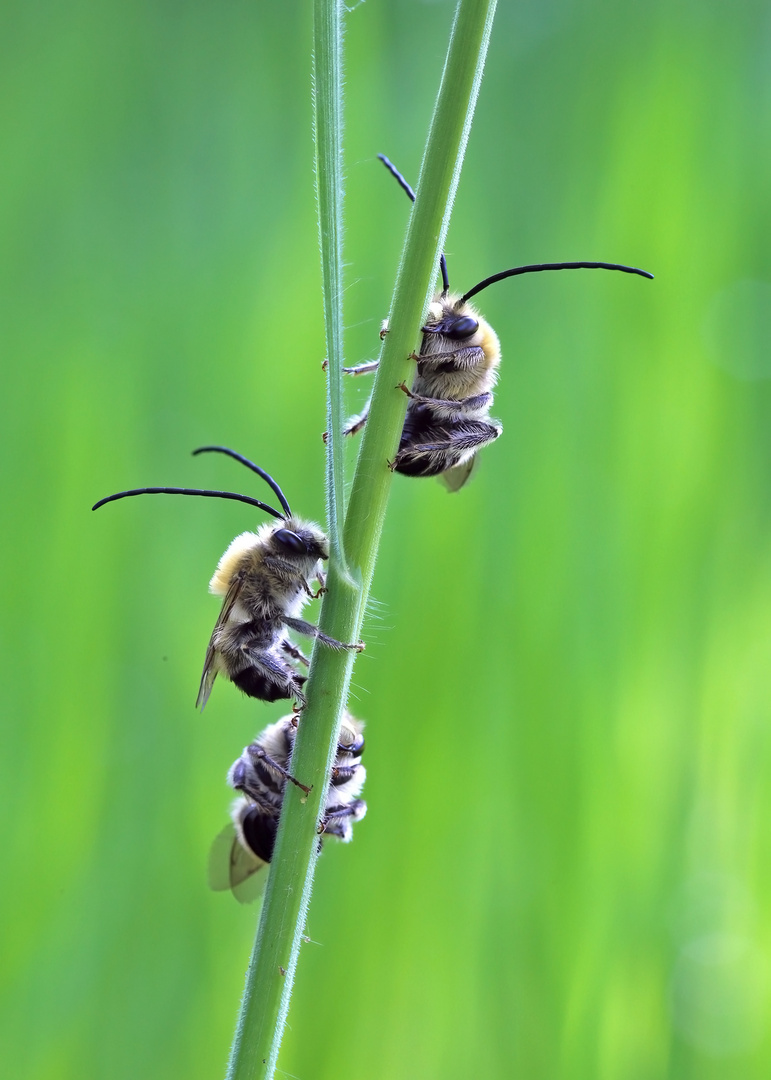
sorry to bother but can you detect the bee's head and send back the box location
[421,295,484,346]
[270,517,329,563]
[423,296,479,339]
[338,715,365,758]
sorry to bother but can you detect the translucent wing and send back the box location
[440,454,479,492]
[196,571,246,710]
[208,823,269,905]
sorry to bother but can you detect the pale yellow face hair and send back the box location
[424,294,501,373]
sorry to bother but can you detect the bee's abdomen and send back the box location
[239,806,279,863]
[218,618,279,652]
[396,414,451,476]
[232,666,306,701]
[395,454,450,478]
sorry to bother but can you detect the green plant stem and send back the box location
[225,2,497,1077]
[315,0,347,571]
[344,0,498,576]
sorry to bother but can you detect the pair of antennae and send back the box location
[377,153,654,300]
[92,446,292,519]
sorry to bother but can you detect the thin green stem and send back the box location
[345,0,498,578]
[315,0,347,570]
[225,2,497,1077]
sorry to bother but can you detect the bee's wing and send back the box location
[196,572,246,710]
[208,823,269,905]
[440,454,479,492]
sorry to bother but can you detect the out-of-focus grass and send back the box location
[2,2,770,1078]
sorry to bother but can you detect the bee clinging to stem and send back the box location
[342,154,654,491]
[210,712,368,903]
[92,446,363,709]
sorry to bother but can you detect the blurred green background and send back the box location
[2,1,771,1077]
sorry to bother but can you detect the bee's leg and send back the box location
[342,360,379,375]
[330,762,363,785]
[281,639,311,668]
[324,397,371,442]
[319,799,368,840]
[390,421,502,471]
[244,744,312,796]
[322,358,377,374]
[396,382,494,417]
[342,396,372,437]
[282,617,365,653]
[232,645,308,707]
[303,577,326,600]
[326,354,378,440]
[410,345,486,371]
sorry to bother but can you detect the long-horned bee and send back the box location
[92,446,363,708]
[209,712,367,902]
[343,154,654,490]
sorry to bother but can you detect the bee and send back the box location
[342,154,654,490]
[209,712,367,902]
[92,446,363,709]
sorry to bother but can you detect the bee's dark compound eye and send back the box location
[274,529,309,555]
[339,731,365,755]
[230,759,247,790]
[446,315,479,339]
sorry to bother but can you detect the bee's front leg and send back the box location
[302,577,326,600]
[240,745,312,796]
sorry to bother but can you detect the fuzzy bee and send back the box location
[92,446,363,708]
[342,154,653,490]
[209,712,367,902]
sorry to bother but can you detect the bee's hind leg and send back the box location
[232,647,307,706]
[391,420,502,472]
[282,617,365,653]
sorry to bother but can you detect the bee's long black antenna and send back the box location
[192,446,292,517]
[378,153,451,296]
[92,488,285,518]
[461,261,654,304]
[378,153,417,202]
